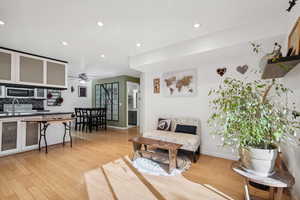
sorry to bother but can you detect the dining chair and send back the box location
[74,108,84,131]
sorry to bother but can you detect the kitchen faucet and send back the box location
[12,98,20,114]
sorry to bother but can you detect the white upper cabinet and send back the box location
[0,49,15,83]
[46,61,67,87]
[19,55,44,84]
[0,48,67,89]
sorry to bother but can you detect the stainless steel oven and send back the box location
[6,87,35,98]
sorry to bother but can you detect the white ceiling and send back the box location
[0,0,290,78]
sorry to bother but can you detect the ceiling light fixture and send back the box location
[80,79,86,84]
[193,23,200,28]
[101,54,105,58]
[136,43,141,47]
[62,41,68,46]
[97,21,104,27]
[0,20,5,26]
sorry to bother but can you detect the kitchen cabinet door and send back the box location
[0,50,13,82]
[47,61,66,87]
[19,55,44,84]
[0,121,19,156]
[21,122,39,151]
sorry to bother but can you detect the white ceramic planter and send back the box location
[239,147,278,177]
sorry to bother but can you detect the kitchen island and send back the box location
[0,112,73,156]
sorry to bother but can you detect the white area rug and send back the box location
[132,150,191,176]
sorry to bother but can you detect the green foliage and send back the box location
[208,78,299,149]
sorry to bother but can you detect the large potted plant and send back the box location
[208,77,299,176]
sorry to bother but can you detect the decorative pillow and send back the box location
[175,124,197,135]
[157,118,172,131]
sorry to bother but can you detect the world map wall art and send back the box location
[162,69,197,97]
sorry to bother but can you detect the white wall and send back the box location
[45,78,92,112]
[140,35,284,160]
[282,8,300,200]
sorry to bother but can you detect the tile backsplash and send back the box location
[0,98,44,111]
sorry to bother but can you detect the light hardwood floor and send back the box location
[0,128,290,200]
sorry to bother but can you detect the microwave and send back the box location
[6,87,35,98]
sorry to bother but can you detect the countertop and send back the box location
[0,111,73,119]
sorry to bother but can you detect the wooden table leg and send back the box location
[244,179,250,200]
[132,143,142,161]
[275,188,283,200]
[168,149,178,174]
[269,187,275,200]
[63,122,72,147]
[39,122,49,154]
[69,121,73,147]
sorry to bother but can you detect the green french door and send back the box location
[95,82,119,121]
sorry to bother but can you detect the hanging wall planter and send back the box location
[55,96,64,105]
[47,92,53,99]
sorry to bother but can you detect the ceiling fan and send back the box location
[68,73,89,83]
[78,73,89,83]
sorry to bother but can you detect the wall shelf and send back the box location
[261,55,300,79]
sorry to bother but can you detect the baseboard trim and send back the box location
[107,126,129,130]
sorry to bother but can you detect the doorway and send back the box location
[127,82,140,127]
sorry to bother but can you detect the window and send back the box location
[95,82,119,121]
[78,86,87,97]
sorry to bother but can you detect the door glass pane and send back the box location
[26,122,39,146]
[2,122,17,151]
[95,85,100,108]
[112,83,119,120]
[106,83,112,120]
[98,85,103,108]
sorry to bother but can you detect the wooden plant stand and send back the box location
[232,161,295,200]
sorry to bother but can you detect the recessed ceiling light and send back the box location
[136,43,141,47]
[0,20,5,26]
[193,23,200,28]
[97,21,104,27]
[62,41,68,46]
[100,54,105,58]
